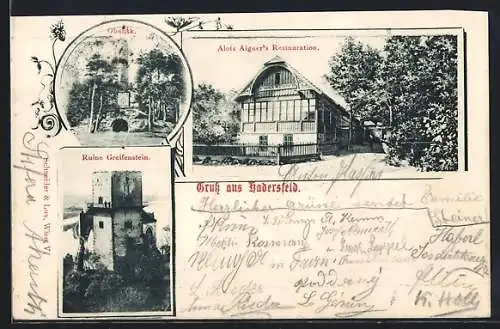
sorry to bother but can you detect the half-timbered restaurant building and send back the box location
[234,56,362,158]
[194,55,364,164]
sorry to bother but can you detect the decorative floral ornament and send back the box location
[164,16,234,36]
[30,20,68,137]
[50,20,66,42]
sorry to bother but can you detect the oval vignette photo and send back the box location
[54,20,193,146]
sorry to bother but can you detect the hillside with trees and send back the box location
[66,46,185,135]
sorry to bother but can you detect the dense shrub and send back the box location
[192,83,240,144]
[63,249,171,313]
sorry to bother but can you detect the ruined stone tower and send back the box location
[79,171,157,271]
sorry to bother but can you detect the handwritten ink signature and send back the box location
[409,264,483,317]
[185,290,293,317]
[187,249,268,293]
[12,132,49,205]
[295,267,384,317]
[408,264,481,295]
[221,292,293,317]
[23,222,50,317]
[326,154,384,196]
[278,154,383,197]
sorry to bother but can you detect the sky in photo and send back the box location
[182,31,389,94]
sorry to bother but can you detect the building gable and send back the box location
[234,56,350,117]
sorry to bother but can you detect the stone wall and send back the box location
[112,208,144,258]
[92,214,114,270]
[111,171,143,208]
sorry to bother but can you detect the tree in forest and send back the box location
[135,49,184,132]
[192,83,240,144]
[66,53,124,133]
[86,55,124,133]
[326,35,458,171]
[325,37,384,123]
[66,81,91,126]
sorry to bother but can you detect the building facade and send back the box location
[79,171,157,271]
[234,56,363,151]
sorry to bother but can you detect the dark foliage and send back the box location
[326,35,458,171]
[192,83,240,144]
[194,156,277,166]
[135,49,185,131]
[65,53,122,131]
[63,244,170,313]
[66,81,91,126]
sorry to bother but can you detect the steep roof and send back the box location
[264,55,286,66]
[235,55,350,114]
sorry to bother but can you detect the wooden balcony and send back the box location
[242,121,316,133]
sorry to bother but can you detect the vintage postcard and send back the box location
[11,10,489,320]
